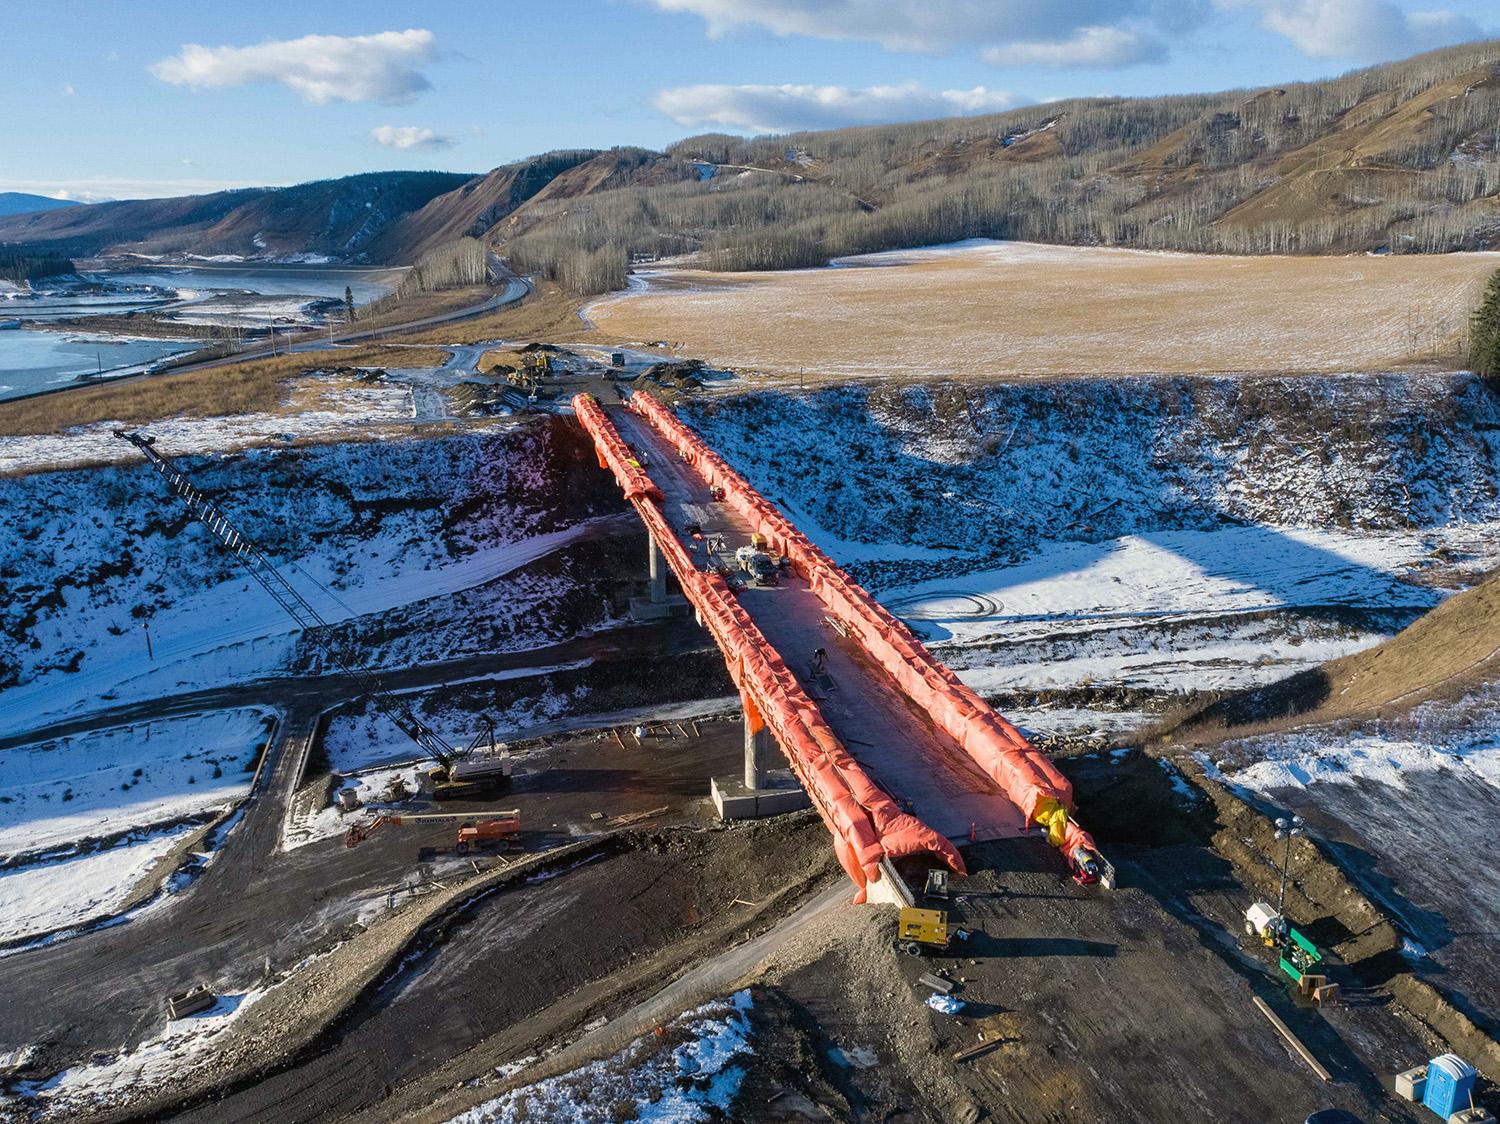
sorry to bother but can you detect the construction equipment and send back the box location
[1245,901,1326,985]
[895,906,951,956]
[923,869,950,901]
[113,430,510,800]
[735,545,779,586]
[165,985,216,1019]
[344,809,522,852]
[1069,844,1114,888]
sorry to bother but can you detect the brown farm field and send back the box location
[587,242,1499,381]
[0,343,448,438]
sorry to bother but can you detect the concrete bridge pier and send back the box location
[712,694,811,820]
[649,536,666,604]
[630,533,688,621]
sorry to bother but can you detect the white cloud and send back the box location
[649,0,1136,51]
[150,29,438,105]
[371,124,454,150]
[655,82,1028,133]
[982,25,1169,67]
[61,82,75,96]
[1218,0,1483,59]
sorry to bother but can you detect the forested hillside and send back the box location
[2,40,1496,288]
[0,172,472,262]
[486,39,1500,291]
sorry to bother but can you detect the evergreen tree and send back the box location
[344,285,356,324]
[1471,269,1500,377]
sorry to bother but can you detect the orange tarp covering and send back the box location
[627,391,1097,858]
[571,394,963,899]
[574,392,662,504]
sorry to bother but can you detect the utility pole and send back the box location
[1275,814,1304,914]
[142,619,154,661]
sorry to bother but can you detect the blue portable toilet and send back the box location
[1423,1053,1477,1119]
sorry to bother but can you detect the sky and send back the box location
[1,0,1495,201]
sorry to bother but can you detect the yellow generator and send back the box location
[896,907,951,956]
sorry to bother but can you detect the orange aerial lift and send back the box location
[345,809,522,853]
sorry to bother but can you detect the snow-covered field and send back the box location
[0,375,418,474]
[0,826,196,944]
[891,523,1497,692]
[889,526,1444,642]
[451,990,754,1124]
[687,374,1500,694]
[0,710,272,856]
[1213,701,1500,796]
[0,518,602,738]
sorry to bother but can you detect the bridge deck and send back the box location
[613,409,1026,843]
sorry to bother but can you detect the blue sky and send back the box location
[2,0,1495,200]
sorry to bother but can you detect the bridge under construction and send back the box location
[573,391,1108,903]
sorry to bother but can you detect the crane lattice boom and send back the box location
[115,429,467,771]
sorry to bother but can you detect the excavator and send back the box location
[114,430,511,801]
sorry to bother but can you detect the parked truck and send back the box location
[735,545,779,586]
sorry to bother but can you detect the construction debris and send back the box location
[919,973,954,995]
[953,1038,1005,1064]
[926,994,965,1015]
[1251,997,1331,1082]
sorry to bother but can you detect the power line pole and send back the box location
[1275,814,1305,914]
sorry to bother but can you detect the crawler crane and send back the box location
[115,430,511,799]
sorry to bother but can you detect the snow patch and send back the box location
[0,826,194,943]
[0,376,418,474]
[0,709,273,855]
[449,990,754,1124]
[11,988,265,1117]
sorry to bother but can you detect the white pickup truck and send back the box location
[734,546,779,586]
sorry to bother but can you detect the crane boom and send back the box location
[115,429,465,772]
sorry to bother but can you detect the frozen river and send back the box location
[0,264,401,401]
[0,330,198,398]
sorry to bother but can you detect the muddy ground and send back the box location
[355,751,1494,1124]
[699,754,1447,1124]
[174,814,838,1123]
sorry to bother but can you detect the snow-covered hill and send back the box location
[685,373,1500,693]
[0,420,626,734]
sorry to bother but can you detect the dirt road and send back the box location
[0,619,717,1080]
